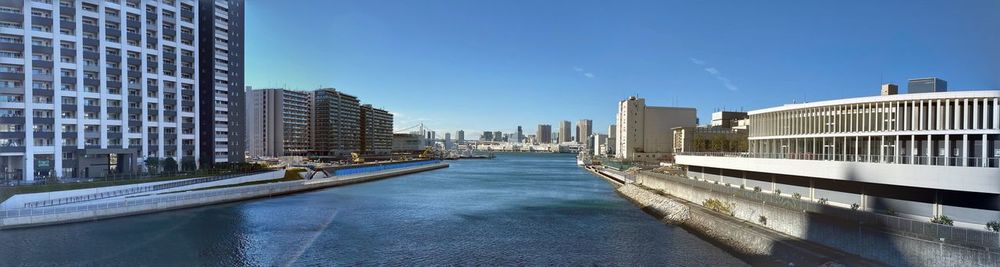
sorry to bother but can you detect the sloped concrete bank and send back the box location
[616,183,880,266]
[0,163,448,229]
[630,172,1000,266]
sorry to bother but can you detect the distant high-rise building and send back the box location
[908,77,947,94]
[615,96,697,161]
[481,131,494,141]
[607,124,617,155]
[710,111,748,128]
[246,89,311,158]
[576,119,592,145]
[536,124,552,144]
[359,104,393,156]
[457,130,465,143]
[559,121,572,143]
[493,131,503,142]
[310,88,361,158]
[516,126,523,143]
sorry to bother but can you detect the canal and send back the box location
[0,153,746,266]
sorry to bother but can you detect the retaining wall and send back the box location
[0,163,448,229]
[635,173,1000,266]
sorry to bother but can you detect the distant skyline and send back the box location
[245,0,1000,139]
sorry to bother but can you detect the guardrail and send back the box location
[640,171,1000,249]
[678,152,1000,168]
[22,170,269,208]
[2,179,300,220]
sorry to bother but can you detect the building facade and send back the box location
[309,88,359,158]
[0,0,250,181]
[709,111,748,128]
[536,124,551,144]
[359,104,392,156]
[671,126,748,153]
[456,130,464,144]
[558,120,571,143]
[908,77,947,94]
[245,88,309,158]
[615,96,697,161]
[576,119,591,145]
[677,90,1000,227]
[607,124,616,156]
[198,0,244,165]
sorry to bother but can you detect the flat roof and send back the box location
[749,90,1000,115]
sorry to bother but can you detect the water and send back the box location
[0,153,746,266]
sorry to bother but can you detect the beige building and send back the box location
[615,96,697,161]
[576,119,592,145]
[559,121,572,143]
[245,89,311,158]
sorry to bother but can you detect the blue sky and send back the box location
[245,0,1000,139]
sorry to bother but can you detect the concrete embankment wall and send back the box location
[632,173,1000,266]
[0,163,448,229]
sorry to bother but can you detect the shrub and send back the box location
[739,184,745,190]
[703,198,736,216]
[162,157,178,174]
[987,220,1000,232]
[851,203,860,210]
[931,215,954,226]
[753,186,761,192]
[773,189,781,195]
[792,193,802,199]
[758,215,767,226]
[817,198,828,204]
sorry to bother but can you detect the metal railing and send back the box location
[332,160,442,176]
[21,170,269,208]
[640,171,1000,249]
[678,152,1000,168]
[2,179,302,220]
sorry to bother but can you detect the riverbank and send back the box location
[585,165,1000,266]
[0,161,448,229]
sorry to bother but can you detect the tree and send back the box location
[181,157,197,172]
[162,157,178,174]
[145,157,160,174]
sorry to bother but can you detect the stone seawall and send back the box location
[1,163,449,229]
[633,172,1000,266]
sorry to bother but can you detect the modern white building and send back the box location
[677,89,1000,227]
[615,96,697,161]
[0,0,249,181]
[591,133,608,156]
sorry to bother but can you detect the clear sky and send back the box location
[245,0,1000,139]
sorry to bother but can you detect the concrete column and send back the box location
[910,135,915,164]
[974,98,980,129]
[945,135,951,166]
[963,98,969,130]
[994,98,999,129]
[962,134,968,167]
[926,134,932,165]
[880,136,885,163]
[983,134,989,167]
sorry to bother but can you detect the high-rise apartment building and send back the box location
[456,130,464,144]
[607,124,616,155]
[359,104,392,156]
[198,0,244,165]
[615,96,697,161]
[492,130,502,142]
[515,125,522,143]
[558,120,571,143]
[309,88,359,158]
[536,124,551,144]
[245,88,309,158]
[576,119,592,145]
[0,0,248,181]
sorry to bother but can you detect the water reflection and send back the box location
[0,153,745,266]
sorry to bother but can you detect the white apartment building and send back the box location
[677,89,1000,227]
[615,96,697,161]
[245,88,309,158]
[0,0,241,182]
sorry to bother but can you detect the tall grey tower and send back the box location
[559,121,572,143]
[576,119,592,145]
[907,77,947,94]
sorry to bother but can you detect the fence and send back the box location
[678,152,1000,168]
[2,164,269,188]
[1,179,301,220]
[640,171,1000,249]
[332,160,442,176]
[21,170,269,208]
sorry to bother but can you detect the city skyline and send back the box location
[244,0,999,136]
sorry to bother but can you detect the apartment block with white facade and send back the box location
[615,96,697,161]
[677,89,1000,227]
[0,0,244,182]
[0,0,210,181]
